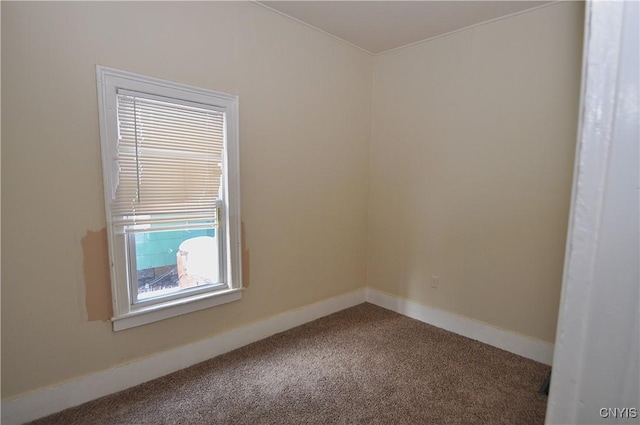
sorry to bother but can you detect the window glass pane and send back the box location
[133,227,220,302]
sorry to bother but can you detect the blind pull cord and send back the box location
[133,97,141,203]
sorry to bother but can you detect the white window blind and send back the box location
[112,90,225,230]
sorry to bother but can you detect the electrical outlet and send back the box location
[431,275,440,288]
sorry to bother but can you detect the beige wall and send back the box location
[1,2,372,398]
[368,1,583,343]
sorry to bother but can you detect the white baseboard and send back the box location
[2,287,554,424]
[0,288,367,425]
[365,288,554,365]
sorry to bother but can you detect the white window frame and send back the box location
[96,66,243,331]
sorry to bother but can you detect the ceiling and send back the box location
[259,1,553,54]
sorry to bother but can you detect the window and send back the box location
[96,66,242,331]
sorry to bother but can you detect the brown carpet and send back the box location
[30,303,550,425]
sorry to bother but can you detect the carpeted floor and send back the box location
[30,303,550,425]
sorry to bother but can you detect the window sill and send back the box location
[112,287,243,331]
